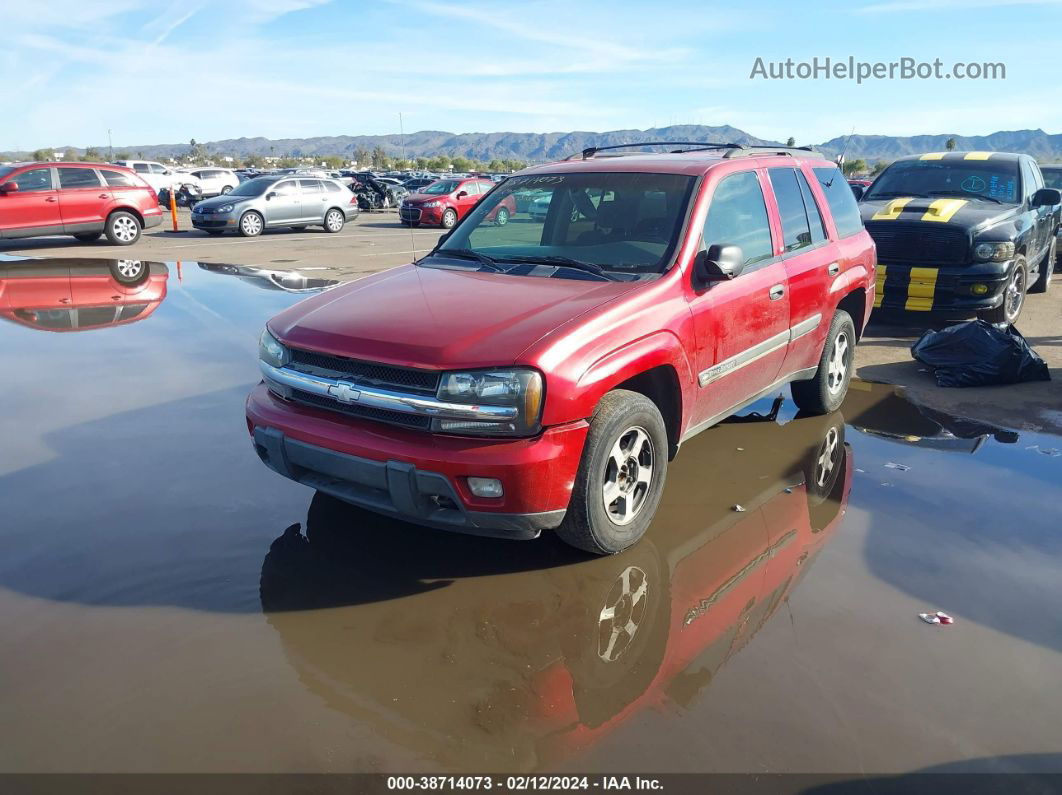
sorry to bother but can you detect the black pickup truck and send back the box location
[857,151,1060,323]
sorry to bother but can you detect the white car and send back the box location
[113,160,201,195]
[186,168,240,197]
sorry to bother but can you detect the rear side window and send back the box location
[133,163,150,173]
[703,171,774,268]
[58,168,103,189]
[796,170,828,244]
[768,168,812,253]
[324,181,344,193]
[812,166,863,238]
[101,169,137,187]
[12,168,53,192]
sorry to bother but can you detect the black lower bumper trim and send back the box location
[253,426,563,540]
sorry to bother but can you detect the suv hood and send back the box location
[268,264,639,370]
[860,196,1018,231]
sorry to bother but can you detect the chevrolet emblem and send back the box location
[327,382,361,404]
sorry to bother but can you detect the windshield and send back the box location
[421,180,459,195]
[0,166,15,181]
[865,159,1020,203]
[228,177,275,197]
[1041,168,1062,191]
[429,171,696,277]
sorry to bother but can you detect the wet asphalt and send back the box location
[1,256,1061,775]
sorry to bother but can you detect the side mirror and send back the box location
[695,244,745,285]
[850,184,866,201]
[456,190,468,199]
[0,181,18,194]
[266,192,277,200]
[1032,188,1061,208]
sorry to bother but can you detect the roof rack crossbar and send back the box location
[722,145,822,159]
[567,141,743,161]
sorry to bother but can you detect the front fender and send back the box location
[544,331,695,428]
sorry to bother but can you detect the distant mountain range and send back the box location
[6,125,1062,164]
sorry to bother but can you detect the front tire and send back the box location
[1030,240,1055,294]
[441,208,458,229]
[791,310,856,415]
[323,208,345,233]
[220,185,232,195]
[105,211,142,246]
[494,207,510,226]
[555,390,668,555]
[239,210,264,237]
[982,257,1027,324]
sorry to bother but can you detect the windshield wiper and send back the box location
[926,190,1004,204]
[501,255,619,281]
[430,248,506,272]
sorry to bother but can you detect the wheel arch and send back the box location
[835,287,868,341]
[108,206,144,226]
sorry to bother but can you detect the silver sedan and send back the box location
[190,176,360,237]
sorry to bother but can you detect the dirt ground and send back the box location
[3,209,1058,434]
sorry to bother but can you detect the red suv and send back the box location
[248,143,876,554]
[399,177,516,228]
[0,162,162,246]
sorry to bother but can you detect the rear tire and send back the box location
[494,207,510,226]
[555,390,668,555]
[1030,240,1055,294]
[791,310,856,415]
[73,232,102,243]
[323,208,345,233]
[982,257,1027,324]
[104,211,141,246]
[220,185,232,195]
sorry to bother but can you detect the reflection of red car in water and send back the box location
[0,259,168,332]
[259,408,852,770]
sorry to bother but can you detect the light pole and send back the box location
[108,129,113,161]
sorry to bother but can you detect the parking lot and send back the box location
[2,257,1061,776]
[0,208,446,280]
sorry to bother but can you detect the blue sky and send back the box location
[2,0,1060,151]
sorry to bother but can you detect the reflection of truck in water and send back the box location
[259,408,852,771]
[0,258,168,332]
[841,379,1018,454]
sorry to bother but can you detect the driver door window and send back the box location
[702,170,774,268]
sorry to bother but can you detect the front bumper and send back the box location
[400,205,442,225]
[246,384,587,539]
[873,260,1011,316]
[191,211,237,230]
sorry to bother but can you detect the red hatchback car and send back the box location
[0,162,163,246]
[399,177,516,228]
[249,143,876,554]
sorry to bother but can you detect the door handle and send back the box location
[45,197,57,203]
[99,194,110,199]
[828,262,840,276]
[59,298,70,304]
[769,284,785,300]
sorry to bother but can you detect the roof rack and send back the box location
[567,142,742,161]
[567,141,824,161]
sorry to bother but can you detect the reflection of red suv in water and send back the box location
[0,162,162,245]
[399,177,516,228]
[0,258,168,332]
[249,143,875,554]
[259,409,852,770]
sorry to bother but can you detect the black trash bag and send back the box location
[911,320,1050,387]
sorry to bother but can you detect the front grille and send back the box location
[865,222,969,265]
[288,348,440,394]
[400,207,422,221]
[290,389,431,430]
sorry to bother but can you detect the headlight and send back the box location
[973,241,1015,262]
[433,368,543,437]
[423,200,442,208]
[259,328,290,368]
[216,203,234,213]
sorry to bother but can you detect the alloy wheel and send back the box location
[597,566,649,663]
[112,216,139,243]
[601,426,654,526]
[826,331,850,395]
